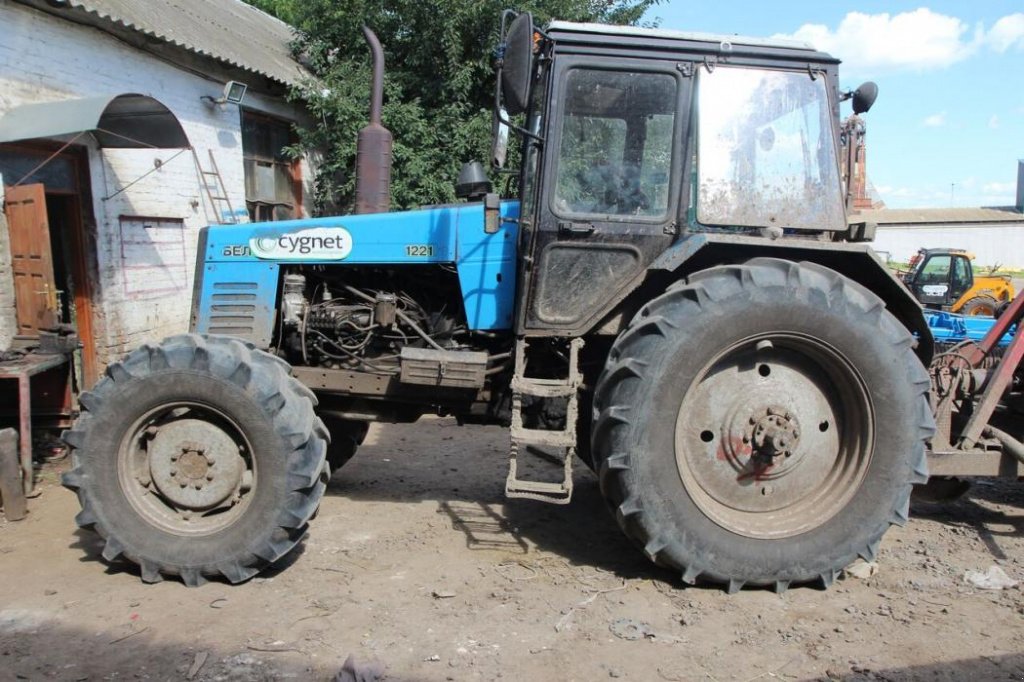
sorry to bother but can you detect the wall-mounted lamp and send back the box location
[201,81,248,107]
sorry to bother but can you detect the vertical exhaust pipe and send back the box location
[354,26,393,214]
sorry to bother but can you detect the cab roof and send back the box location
[545,20,838,65]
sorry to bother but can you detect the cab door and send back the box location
[910,253,955,307]
[949,254,974,305]
[520,58,690,334]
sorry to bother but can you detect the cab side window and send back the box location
[553,69,677,220]
[919,255,951,284]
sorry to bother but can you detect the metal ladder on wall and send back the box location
[192,148,238,224]
[506,337,584,504]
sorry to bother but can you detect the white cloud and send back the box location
[988,114,1000,129]
[776,10,1024,74]
[923,112,947,127]
[987,13,1024,52]
[874,182,1015,209]
[775,9,974,73]
[983,181,1016,194]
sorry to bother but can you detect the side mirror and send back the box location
[852,81,878,115]
[492,108,510,169]
[501,13,534,115]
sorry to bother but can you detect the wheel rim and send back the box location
[674,333,873,539]
[117,402,256,537]
[967,304,994,316]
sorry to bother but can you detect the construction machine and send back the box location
[61,13,1024,592]
[903,247,1014,316]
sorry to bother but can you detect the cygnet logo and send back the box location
[250,227,353,261]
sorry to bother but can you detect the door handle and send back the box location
[34,284,61,311]
[557,221,595,236]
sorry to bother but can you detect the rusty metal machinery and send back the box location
[928,295,1024,477]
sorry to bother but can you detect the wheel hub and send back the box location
[675,335,872,538]
[149,420,245,510]
[749,406,800,467]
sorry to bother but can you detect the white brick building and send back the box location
[0,0,314,386]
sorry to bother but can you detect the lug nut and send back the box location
[179,481,187,488]
[206,473,214,481]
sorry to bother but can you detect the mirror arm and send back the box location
[496,108,544,143]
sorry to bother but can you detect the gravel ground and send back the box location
[1,417,1022,681]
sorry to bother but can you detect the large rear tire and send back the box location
[62,334,329,586]
[592,259,933,592]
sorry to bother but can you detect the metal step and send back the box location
[505,442,574,504]
[505,337,583,504]
[510,376,577,398]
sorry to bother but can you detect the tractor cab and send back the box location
[492,12,879,334]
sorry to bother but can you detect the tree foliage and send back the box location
[248,0,662,214]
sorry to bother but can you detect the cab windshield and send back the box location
[696,67,845,231]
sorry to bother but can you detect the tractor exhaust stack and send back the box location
[354,26,393,214]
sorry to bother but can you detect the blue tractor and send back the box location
[62,13,937,591]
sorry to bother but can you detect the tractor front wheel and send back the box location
[592,259,933,592]
[62,335,328,586]
[321,416,369,472]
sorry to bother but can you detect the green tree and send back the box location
[256,1,662,214]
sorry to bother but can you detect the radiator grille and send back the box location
[207,282,258,337]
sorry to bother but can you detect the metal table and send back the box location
[0,353,69,494]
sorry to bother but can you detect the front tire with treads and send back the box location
[62,334,328,586]
[592,259,934,592]
[321,416,369,472]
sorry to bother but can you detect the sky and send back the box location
[643,1,1024,209]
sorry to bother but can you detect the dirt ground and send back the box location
[1,417,1023,682]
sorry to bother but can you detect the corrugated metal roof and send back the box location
[858,207,1024,226]
[31,0,309,87]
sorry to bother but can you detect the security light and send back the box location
[201,81,248,106]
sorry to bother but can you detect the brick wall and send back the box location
[0,196,14,351]
[0,0,313,368]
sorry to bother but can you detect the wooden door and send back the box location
[4,183,57,335]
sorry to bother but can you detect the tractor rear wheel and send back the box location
[960,295,999,317]
[592,259,933,592]
[62,334,328,586]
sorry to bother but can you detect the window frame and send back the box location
[240,109,302,222]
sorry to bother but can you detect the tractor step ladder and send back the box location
[506,337,584,504]
[192,148,238,224]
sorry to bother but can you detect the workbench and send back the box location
[0,353,71,494]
